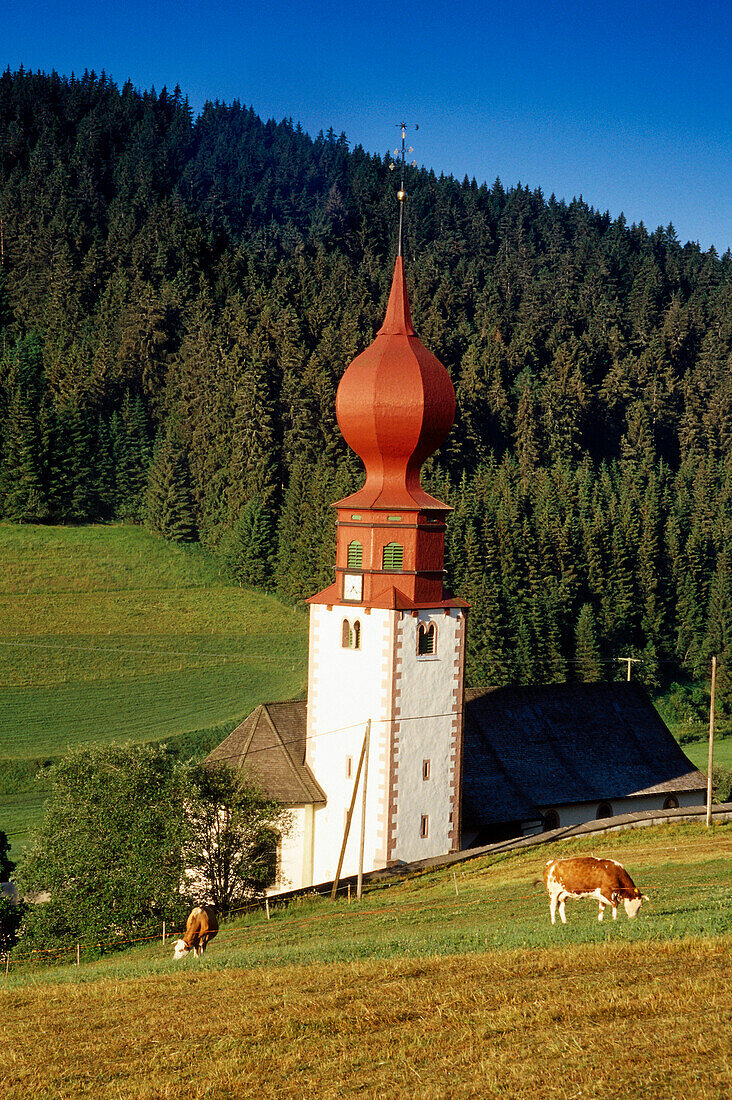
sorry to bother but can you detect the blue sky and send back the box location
[4,0,732,251]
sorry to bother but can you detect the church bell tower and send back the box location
[303,222,468,885]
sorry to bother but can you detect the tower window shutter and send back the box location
[347,541,363,568]
[382,542,404,571]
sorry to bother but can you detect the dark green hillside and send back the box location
[0,68,730,693]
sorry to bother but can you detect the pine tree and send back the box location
[574,603,603,682]
[230,494,276,589]
[145,433,197,542]
[0,384,47,521]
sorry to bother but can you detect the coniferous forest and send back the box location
[0,69,730,693]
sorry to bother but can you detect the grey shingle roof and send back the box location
[206,700,325,805]
[462,682,706,828]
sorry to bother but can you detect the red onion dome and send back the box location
[335,257,455,510]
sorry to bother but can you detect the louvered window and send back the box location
[347,541,363,568]
[353,620,361,650]
[382,542,403,571]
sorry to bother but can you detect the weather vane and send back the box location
[389,122,419,257]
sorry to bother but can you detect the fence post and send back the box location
[265,898,271,920]
[76,944,80,966]
[162,921,166,944]
[453,870,459,897]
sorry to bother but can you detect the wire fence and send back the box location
[4,861,731,971]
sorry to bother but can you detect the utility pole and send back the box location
[706,656,717,828]
[617,657,641,682]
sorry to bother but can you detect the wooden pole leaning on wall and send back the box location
[706,655,717,828]
[331,720,371,901]
[356,719,371,901]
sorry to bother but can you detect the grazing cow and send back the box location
[173,904,218,959]
[543,856,648,925]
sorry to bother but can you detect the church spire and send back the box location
[390,121,417,257]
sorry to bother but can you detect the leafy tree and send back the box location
[180,762,289,914]
[15,745,287,952]
[0,896,22,954]
[0,829,14,881]
[16,744,189,950]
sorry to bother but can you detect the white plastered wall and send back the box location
[533,789,705,833]
[391,609,463,864]
[306,604,398,886]
[270,804,315,894]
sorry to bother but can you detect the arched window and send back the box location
[543,809,560,831]
[347,541,363,568]
[663,795,679,810]
[341,619,361,649]
[596,802,613,820]
[382,542,404,571]
[417,622,436,655]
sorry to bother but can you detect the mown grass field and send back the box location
[0,523,309,855]
[676,734,732,772]
[3,825,731,1098]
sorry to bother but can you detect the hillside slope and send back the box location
[0,523,308,855]
[4,825,731,1098]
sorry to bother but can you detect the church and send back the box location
[207,250,706,893]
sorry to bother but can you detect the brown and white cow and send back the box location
[173,904,218,958]
[543,856,648,924]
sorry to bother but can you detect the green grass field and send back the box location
[0,524,309,856]
[3,825,731,1098]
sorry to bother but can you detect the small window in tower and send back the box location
[420,814,429,839]
[382,542,404,571]
[353,620,361,650]
[422,759,431,781]
[341,619,353,648]
[417,622,436,656]
[346,756,353,779]
[347,540,363,568]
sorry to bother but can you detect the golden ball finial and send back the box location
[397,189,407,202]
